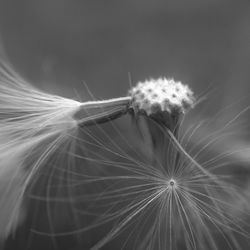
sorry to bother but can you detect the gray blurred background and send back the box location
[0,0,250,110]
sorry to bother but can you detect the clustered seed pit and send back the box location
[129,78,195,116]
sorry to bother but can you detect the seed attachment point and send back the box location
[168,179,177,188]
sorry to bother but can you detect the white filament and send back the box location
[0,61,82,238]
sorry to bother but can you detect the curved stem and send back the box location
[76,96,132,126]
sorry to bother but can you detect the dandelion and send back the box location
[0,60,250,250]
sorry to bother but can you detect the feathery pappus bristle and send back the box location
[0,61,85,238]
[0,60,130,239]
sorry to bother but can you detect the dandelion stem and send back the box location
[77,107,129,126]
[79,96,132,109]
[76,97,132,126]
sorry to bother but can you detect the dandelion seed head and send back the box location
[129,78,195,116]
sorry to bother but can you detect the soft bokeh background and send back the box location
[0,0,250,107]
[1,0,250,249]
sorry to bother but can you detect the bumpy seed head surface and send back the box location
[129,78,195,116]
